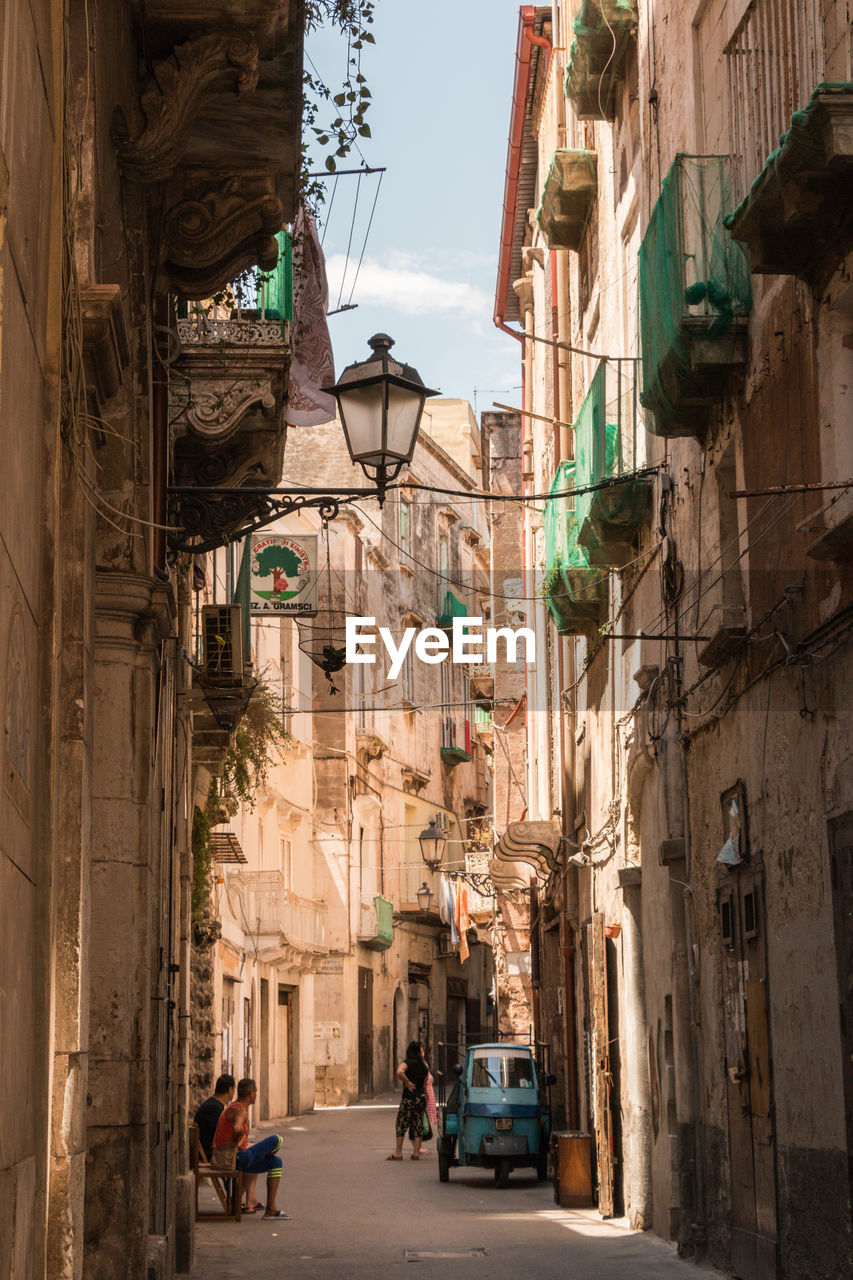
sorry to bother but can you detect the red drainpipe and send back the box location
[494,8,552,343]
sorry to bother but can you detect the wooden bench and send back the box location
[190,1123,243,1222]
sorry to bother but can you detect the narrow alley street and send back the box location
[191,1103,696,1280]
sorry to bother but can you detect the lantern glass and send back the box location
[385,383,426,462]
[337,382,386,466]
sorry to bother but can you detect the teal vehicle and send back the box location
[436,1037,555,1187]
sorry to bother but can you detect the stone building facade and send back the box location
[284,399,496,1104]
[0,2,304,1275]
[493,4,853,1278]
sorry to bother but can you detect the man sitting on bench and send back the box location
[193,1073,235,1161]
[212,1077,288,1219]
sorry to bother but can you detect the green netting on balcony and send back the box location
[438,590,468,630]
[572,360,652,563]
[564,1,636,121]
[543,462,606,635]
[639,155,752,437]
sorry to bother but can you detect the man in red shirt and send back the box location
[212,1077,287,1219]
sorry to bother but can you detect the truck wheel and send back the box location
[495,1158,511,1188]
[438,1153,450,1183]
[537,1148,549,1181]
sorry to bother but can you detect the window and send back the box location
[399,499,410,563]
[281,837,291,890]
[402,645,415,706]
[471,1051,535,1090]
[353,658,369,729]
[724,0,825,196]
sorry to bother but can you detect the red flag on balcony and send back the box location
[286,207,336,427]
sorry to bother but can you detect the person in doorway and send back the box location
[388,1041,428,1160]
[212,1077,289,1219]
[193,1073,236,1161]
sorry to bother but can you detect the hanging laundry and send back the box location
[456,883,471,964]
[438,876,454,927]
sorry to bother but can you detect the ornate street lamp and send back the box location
[416,882,433,914]
[418,817,447,872]
[168,333,437,552]
[325,333,439,501]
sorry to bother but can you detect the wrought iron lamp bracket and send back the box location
[444,869,495,896]
[167,486,349,554]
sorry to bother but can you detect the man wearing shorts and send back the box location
[212,1077,288,1219]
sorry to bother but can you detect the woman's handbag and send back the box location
[422,1110,433,1141]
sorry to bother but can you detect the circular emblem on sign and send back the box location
[251,536,311,601]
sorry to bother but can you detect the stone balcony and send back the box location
[724,82,853,280]
[536,150,597,252]
[169,308,291,550]
[118,3,303,297]
[564,0,637,121]
[230,870,329,969]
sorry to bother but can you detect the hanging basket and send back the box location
[296,610,351,693]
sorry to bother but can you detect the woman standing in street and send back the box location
[387,1041,428,1160]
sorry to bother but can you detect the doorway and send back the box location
[719,866,778,1280]
[358,966,374,1098]
[260,978,270,1119]
[276,986,291,1116]
[393,986,406,1078]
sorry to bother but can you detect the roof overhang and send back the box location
[494,7,551,332]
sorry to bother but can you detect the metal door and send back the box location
[358,966,374,1097]
[589,913,614,1217]
[719,868,777,1279]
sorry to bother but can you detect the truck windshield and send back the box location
[471,1052,535,1089]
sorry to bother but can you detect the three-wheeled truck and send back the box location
[436,1035,555,1187]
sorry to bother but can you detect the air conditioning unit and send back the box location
[437,931,455,958]
[201,604,244,681]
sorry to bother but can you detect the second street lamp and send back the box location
[416,882,433,914]
[418,817,447,872]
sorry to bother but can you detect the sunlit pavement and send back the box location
[190,1097,701,1279]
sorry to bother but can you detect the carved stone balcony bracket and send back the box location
[115,32,260,183]
[80,284,130,407]
[160,174,283,298]
[174,375,277,441]
[401,766,430,794]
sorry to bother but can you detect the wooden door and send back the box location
[259,978,269,1119]
[720,869,777,1280]
[589,913,614,1217]
[358,966,374,1097]
[276,987,289,1116]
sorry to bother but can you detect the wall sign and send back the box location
[249,533,317,616]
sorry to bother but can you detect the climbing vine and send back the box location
[190,679,293,930]
[302,0,375,208]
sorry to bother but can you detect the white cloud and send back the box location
[324,254,491,318]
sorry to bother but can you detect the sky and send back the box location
[306,0,526,418]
